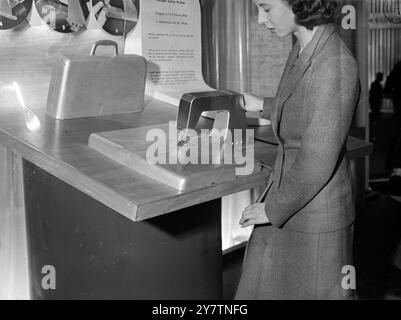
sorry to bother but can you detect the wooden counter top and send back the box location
[253,125,374,160]
[0,94,373,222]
[0,95,273,221]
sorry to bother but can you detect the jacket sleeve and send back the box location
[264,53,360,228]
[262,97,275,120]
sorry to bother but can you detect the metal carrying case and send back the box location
[46,40,147,120]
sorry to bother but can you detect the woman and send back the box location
[236,0,359,299]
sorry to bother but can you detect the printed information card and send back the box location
[125,0,213,106]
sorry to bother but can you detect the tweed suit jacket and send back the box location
[262,24,360,233]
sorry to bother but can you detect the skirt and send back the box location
[235,223,355,300]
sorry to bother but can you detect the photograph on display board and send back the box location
[34,0,91,33]
[0,0,33,30]
[92,0,139,36]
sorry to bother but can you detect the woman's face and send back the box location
[253,0,298,37]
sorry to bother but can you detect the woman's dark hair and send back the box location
[285,0,338,30]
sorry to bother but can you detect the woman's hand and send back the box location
[239,203,270,228]
[241,92,264,113]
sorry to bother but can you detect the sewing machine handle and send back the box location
[90,40,119,57]
[177,90,246,130]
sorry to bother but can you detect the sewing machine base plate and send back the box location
[88,123,260,191]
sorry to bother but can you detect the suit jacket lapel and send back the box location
[270,41,299,137]
[275,24,336,131]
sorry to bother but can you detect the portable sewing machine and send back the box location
[89,90,260,191]
[175,90,249,162]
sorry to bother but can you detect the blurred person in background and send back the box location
[369,72,384,141]
[384,61,401,193]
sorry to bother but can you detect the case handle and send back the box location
[90,40,119,56]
